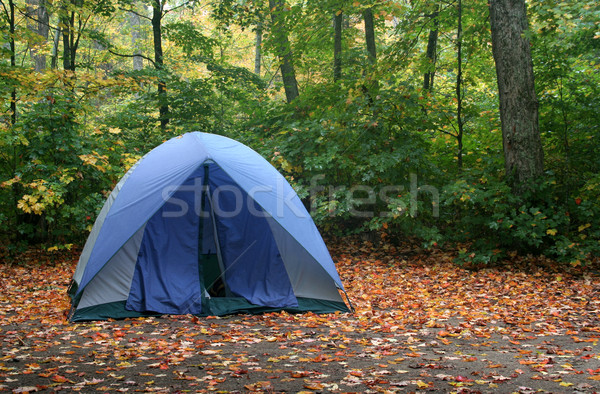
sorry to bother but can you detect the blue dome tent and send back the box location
[68,132,351,321]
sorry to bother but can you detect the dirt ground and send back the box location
[1,241,600,393]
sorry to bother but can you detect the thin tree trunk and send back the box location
[423,7,439,91]
[361,7,379,104]
[456,0,464,170]
[130,9,143,71]
[333,10,342,82]
[268,0,299,103]
[489,0,544,192]
[61,5,74,71]
[152,0,169,130]
[51,26,61,69]
[254,23,262,75]
[8,0,16,124]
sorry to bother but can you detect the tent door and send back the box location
[199,164,230,298]
[125,173,204,315]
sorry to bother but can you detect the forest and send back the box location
[0,0,599,266]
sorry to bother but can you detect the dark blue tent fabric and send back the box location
[208,164,298,308]
[126,172,203,314]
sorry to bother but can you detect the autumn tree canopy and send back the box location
[0,0,598,265]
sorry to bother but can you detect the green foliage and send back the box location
[439,172,600,267]
[240,77,437,234]
[164,22,217,58]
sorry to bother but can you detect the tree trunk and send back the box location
[456,0,464,170]
[361,7,378,102]
[152,0,169,130]
[50,26,61,69]
[8,0,16,125]
[130,9,144,71]
[363,7,376,64]
[333,10,342,82]
[61,9,72,70]
[60,2,78,72]
[254,23,262,75]
[26,0,50,71]
[489,0,544,192]
[423,8,439,91]
[268,0,299,103]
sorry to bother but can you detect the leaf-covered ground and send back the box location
[1,240,600,393]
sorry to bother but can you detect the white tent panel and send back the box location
[77,224,146,309]
[266,216,343,303]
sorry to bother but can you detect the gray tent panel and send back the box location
[266,216,344,303]
[77,225,146,309]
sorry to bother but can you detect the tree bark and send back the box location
[26,0,50,71]
[423,8,439,91]
[268,0,299,103]
[489,0,544,192]
[254,23,262,75]
[333,9,342,82]
[152,0,169,130]
[363,7,376,64]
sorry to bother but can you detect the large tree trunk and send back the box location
[268,0,299,103]
[152,0,169,130]
[423,7,439,91]
[333,9,342,82]
[489,0,544,192]
[26,0,50,71]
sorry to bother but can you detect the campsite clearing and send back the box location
[1,240,599,393]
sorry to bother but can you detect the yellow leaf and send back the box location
[546,229,557,236]
[416,380,429,388]
[578,223,591,232]
[560,382,573,387]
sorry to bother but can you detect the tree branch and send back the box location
[0,0,10,21]
[15,4,59,32]
[107,48,156,68]
[163,0,194,15]
[119,7,151,21]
